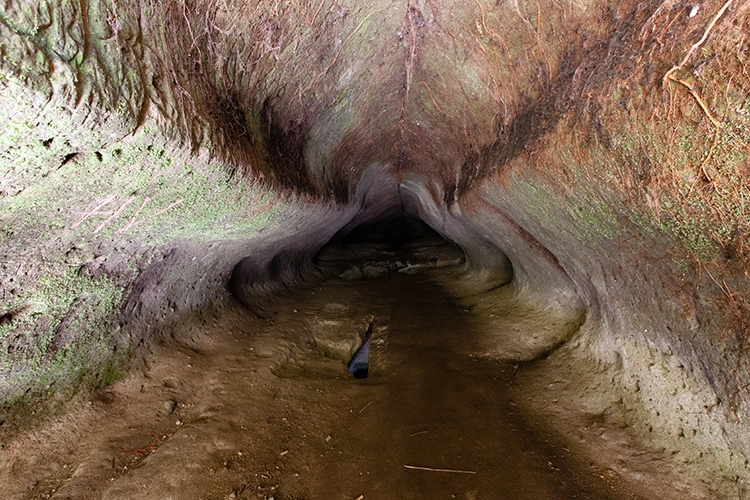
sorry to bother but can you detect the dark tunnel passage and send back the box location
[314,214,469,279]
[328,213,440,249]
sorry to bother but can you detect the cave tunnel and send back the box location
[2,0,750,498]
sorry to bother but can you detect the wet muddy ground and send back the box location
[0,236,709,499]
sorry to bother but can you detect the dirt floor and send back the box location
[0,235,718,500]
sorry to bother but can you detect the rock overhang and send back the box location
[169,0,597,202]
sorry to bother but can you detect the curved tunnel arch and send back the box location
[190,0,595,353]
[228,162,587,362]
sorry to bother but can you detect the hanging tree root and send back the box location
[662,0,733,128]
[667,75,723,129]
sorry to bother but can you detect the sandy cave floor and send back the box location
[0,249,711,500]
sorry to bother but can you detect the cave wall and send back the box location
[0,0,352,402]
[2,0,750,488]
